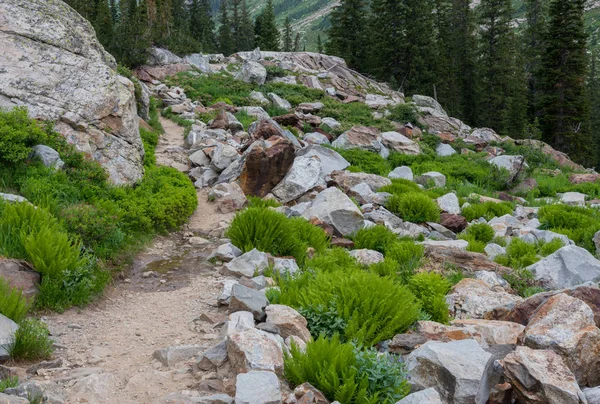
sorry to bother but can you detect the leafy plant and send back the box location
[388,103,419,125]
[0,108,51,164]
[353,347,411,402]
[353,225,399,254]
[464,223,495,243]
[409,272,451,324]
[385,241,425,283]
[494,238,539,269]
[0,278,30,323]
[378,179,423,196]
[0,376,18,393]
[9,319,54,361]
[299,304,347,340]
[279,268,420,346]
[461,201,514,221]
[386,192,440,223]
[334,148,392,176]
[247,196,281,208]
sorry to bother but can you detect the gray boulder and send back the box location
[415,172,446,188]
[301,187,364,236]
[321,117,341,130]
[0,314,18,360]
[483,244,506,261]
[520,229,572,246]
[303,132,330,145]
[153,345,203,367]
[29,145,64,169]
[235,61,267,85]
[210,143,240,172]
[267,93,291,110]
[196,340,229,371]
[0,393,29,403]
[250,91,270,105]
[0,193,28,204]
[561,192,587,207]
[189,149,211,167]
[272,156,324,203]
[208,243,242,262]
[349,249,384,266]
[389,166,414,181]
[407,339,491,404]
[527,245,600,289]
[183,53,211,73]
[436,193,460,215]
[436,143,456,157]
[223,249,269,278]
[234,371,281,404]
[380,131,420,155]
[147,47,183,65]
[239,106,270,120]
[229,284,269,321]
[584,387,600,404]
[490,155,528,181]
[0,0,144,184]
[396,388,443,404]
[208,183,247,213]
[296,145,350,177]
[272,258,299,277]
[412,95,447,117]
[227,328,284,375]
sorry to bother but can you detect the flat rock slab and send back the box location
[234,371,281,404]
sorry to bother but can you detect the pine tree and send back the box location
[539,0,592,165]
[231,0,242,51]
[294,33,301,52]
[588,51,600,167]
[217,0,234,55]
[523,0,548,121]
[94,0,115,54]
[255,0,280,51]
[317,34,323,54]
[327,0,369,72]
[115,0,151,67]
[283,17,293,52]
[109,0,119,23]
[434,0,478,123]
[476,0,526,136]
[190,0,217,52]
[239,1,255,51]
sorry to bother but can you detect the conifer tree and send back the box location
[476,0,526,136]
[523,0,548,121]
[255,0,280,51]
[327,0,369,72]
[217,0,234,55]
[231,0,242,50]
[94,0,115,52]
[317,34,323,54]
[283,17,294,52]
[238,1,255,51]
[116,0,151,67]
[190,0,217,52]
[539,0,592,165]
[294,33,301,52]
[588,51,600,167]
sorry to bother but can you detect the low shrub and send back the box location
[234,110,257,131]
[247,196,281,208]
[278,268,420,346]
[0,376,18,393]
[305,248,360,273]
[284,335,410,404]
[9,319,54,361]
[334,148,392,176]
[378,179,422,196]
[385,241,425,283]
[409,272,451,324]
[299,304,347,340]
[386,193,440,223]
[538,205,600,252]
[226,208,329,265]
[464,223,495,244]
[353,225,399,254]
[465,238,486,253]
[388,103,420,125]
[140,127,159,168]
[0,278,30,323]
[494,238,539,269]
[0,108,51,164]
[537,238,564,256]
[461,201,514,221]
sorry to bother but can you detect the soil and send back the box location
[25,118,235,404]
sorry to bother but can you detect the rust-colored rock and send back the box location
[209,102,238,113]
[437,132,457,143]
[0,258,40,299]
[570,173,600,185]
[251,119,287,141]
[515,139,584,171]
[273,113,302,129]
[330,237,354,249]
[134,64,192,82]
[440,213,468,233]
[209,109,229,130]
[293,383,329,404]
[463,136,488,151]
[239,137,295,197]
[424,246,511,274]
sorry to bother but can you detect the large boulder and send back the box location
[489,155,528,181]
[0,0,144,184]
[446,278,522,319]
[301,187,364,236]
[331,126,388,157]
[396,388,443,404]
[272,156,324,203]
[295,145,350,177]
[223,249,269,279]
[208,183,247,213]
[412,95,448,117]
[527,245,600,289]
[234,371,281,404]
[523,293,600,386]
[265,304,312,343]
[229,284,269,321]
[0,258,40,299]
[501,346,586,404]
[406,339,491,404]
[329,171,391,192]
[235,60,267,85]
[0,314,18,360]
[227,328,284,375]
[238,137,296,197]
[380,131,421,155]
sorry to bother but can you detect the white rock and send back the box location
[272,258,299,277]
[381,131,421,155]
[388,166,414,181]
[272,156,324,203]
[483,244,506,261]
[396,388,443,404]
[349,249,385,266]
[223,249,269,278]
[267,93,291,110]
[303,132,330,145]
[296,145,350,177]
[490,155,528,180]
[437,193,460,215]
[250,91,269,105]
[527,245,600,289]
[415,172,446,188]
[421,240,469,250]
[436,143,456,157]
[0,314,18,360]
[412,95,448,117]
[321,117,341,130]
[234,371,281,404]
[235,60,267,85]
[560,192,586,206]
[301,187,364,236]
[208,243,242,262]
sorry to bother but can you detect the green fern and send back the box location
[0,278,30,323]
[409,272,451,324]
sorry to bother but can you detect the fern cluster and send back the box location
[284,336,410,404]
[226,207,329,265]
[461,201,514,221]
[386,192,441,223]
[409,272,451,324]
[0,278,30,323]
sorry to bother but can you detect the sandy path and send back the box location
[33,118,232,403]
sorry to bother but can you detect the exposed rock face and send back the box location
[0,314,18,360]
[0,0,144,185]
[301,187,364,236]
[523,293,600,386]
[265,304,312,343]
[527,245,600,289]
[272,156,324,203]
[406,339,491,404]
[446,278,522,319]
[227,328,284,375]
[0,258,40,299]
[501,346,586,404]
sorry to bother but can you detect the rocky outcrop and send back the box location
[0,0,144,185]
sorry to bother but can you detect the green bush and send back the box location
[284,335,409,404]
[494,238,539,269]
[299,304,347,340]
[538,238,564,256]
[409,272,451,324]
[353,225,399,254]
[385,241,425,282]
[226,207,329,265]
[305,248,360,273]
[388,104,420,125]
[140,127,159,168]
[247,196,281,208]
[465,223,495,243]
[462,201,514,221]
[278,268,420,346]
[538,205,600,252]
[0,108,51,164]
[0,278,30,323]
[334,148,392,176]
[386,193,440,223]
[0,376,18,393]
[378,179,422,196]
[9,318,54,361]
[465,238,486,253]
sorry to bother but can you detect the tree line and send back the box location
[65,0,302,67]
[328,0,598,167]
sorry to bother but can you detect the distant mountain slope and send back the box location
[220,0,600,51]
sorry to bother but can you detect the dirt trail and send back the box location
[34,118,233,404]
